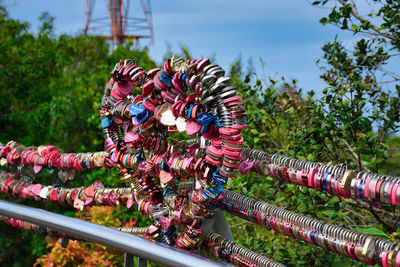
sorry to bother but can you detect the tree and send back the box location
[225,1,400,266]
[0,6,155,266]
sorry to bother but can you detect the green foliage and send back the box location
[222,1,400,266]
[0,6,156,151]
[1,2,400,267]
[0,6,155,266]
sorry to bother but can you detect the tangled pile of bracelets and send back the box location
[1,56,400,267]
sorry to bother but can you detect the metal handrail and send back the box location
[0,200,231,267]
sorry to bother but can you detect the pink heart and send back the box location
[124,132,139,144]
[31,184,42,195]
[73,198,84,209]
[84,197,94,206]
[186,121,201,136]
[239,161,254,175]
[93,181,104,189]
[110,151,118,162]
[160,216,173,230]
[84,185,95,197]
[126,198,135,209]
[160,170,173,184]
[33,165,43,174]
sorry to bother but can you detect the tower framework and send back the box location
[84,0,153,48]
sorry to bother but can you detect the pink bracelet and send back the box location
[387,182,395,204]
[392,184,400,205]
[296,170,303,185]
[308,168,317,188]
[326,174,333,194]
[364,176,371,200]
[395,249,400,267]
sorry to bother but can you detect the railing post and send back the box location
[213,210,234,241]
[124,253,134,267]
[137,257,147,267]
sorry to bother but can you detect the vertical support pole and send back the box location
[213,210,234,241]
[124,253,134,267]
[137,257,147,267]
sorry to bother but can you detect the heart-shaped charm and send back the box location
[124,132,140,144]
[106,190,118,205]
[73,198,84,210]
[49,189,59,202]
[126,198,135,209]
[84,185,95,197]
[33,164,43,174]
[176,117,187,132]
[160,109,177,126]
[39,187,49,199]
[31,184,42,196]
[84,197,94,206]
[239,161,254,175]
[186,121,201,136]
[93,181,104,189]
[160,169,173,184]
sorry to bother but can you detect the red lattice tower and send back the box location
[84,0,153,48]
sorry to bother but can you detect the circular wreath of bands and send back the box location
[100,56,247,249]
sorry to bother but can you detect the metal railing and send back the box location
[0,200,232,267]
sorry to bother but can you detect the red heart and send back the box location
[107,190,118,205]
[84,185,95,197]
[49,189,59,202]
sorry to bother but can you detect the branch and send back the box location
[343,215,358,228]
[337,0,399,42]
[377,66,400,80]
[261,130,281,149]
[343,207,375,224]
[368,204,396,231]
[355,200,397,218]
[343,200,397,230]
[342,139,368,171]
[393,209,400,230]
[367,79,400,86]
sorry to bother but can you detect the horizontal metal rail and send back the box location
[0,200,231,267]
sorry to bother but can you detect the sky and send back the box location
[4,0,362,92]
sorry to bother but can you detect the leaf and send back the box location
[244,74,250,83]
[250,129,258,135]
[297,155,307,161]
[320,17,328,24]
[328,196,340,204]
[355,227,389,239]
[322,210,335,216]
